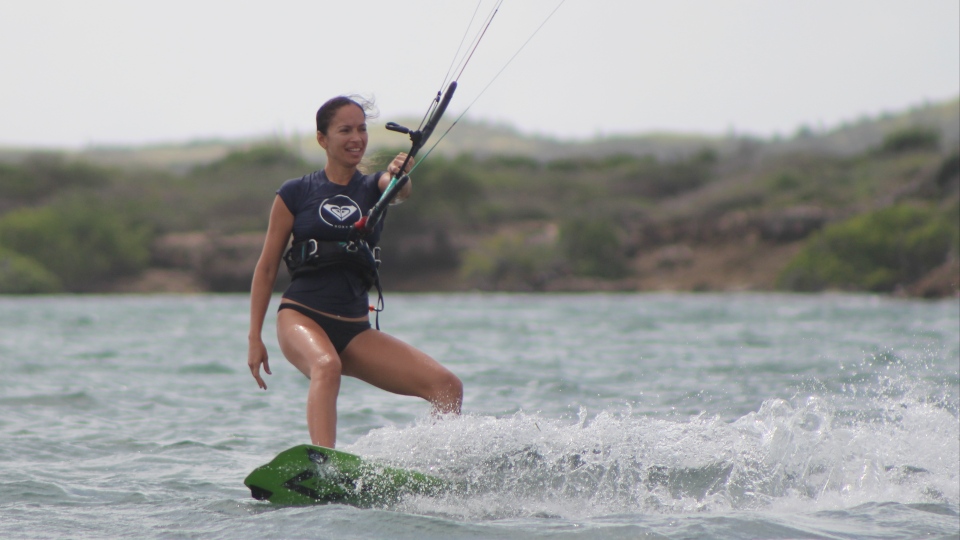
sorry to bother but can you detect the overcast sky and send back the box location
[1,0,957,149]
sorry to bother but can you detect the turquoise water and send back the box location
[1,293,958,539]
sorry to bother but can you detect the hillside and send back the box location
[0,97,957,297]
[4,98,956,170]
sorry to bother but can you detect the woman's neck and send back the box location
[323,163,356,185]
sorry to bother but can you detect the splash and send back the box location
[346,360,959,520]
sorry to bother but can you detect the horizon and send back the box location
[1,94,956,154]
[2,1,958,150]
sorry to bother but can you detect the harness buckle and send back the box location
[304,239,319,258]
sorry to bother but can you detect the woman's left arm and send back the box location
[379,152,414,203]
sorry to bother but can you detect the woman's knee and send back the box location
[309,353,343,382]
[429,369,463,406]
[447,371,464,398]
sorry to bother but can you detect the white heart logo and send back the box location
[323,204,357,221]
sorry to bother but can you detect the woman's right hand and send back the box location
[248,338,272,390]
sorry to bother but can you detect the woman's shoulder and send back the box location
[279,170,323,192]
[356,170,385,191]
[276,170,324,212]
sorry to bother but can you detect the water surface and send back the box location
[1,293,957,538]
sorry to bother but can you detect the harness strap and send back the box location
[369,271,384,331]
[283,239,384,329]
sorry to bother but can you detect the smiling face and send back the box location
[316,103,367,170]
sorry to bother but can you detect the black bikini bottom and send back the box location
[278,303,371,354]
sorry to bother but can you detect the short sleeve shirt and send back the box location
[276,169,386,317]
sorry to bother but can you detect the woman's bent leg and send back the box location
[277,309,343,448]
[340,330,463,415]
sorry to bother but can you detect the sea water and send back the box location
[0,293,957,539]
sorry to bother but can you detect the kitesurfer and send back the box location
[246,95,462,448]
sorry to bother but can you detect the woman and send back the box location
[246,95,463,448]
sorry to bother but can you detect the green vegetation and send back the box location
[878,126,940,155]
[935,151,960,188]
[0,247,61,293]
[0,196,152,292]
[560,217,629,279]
[170,144,312,233]
[460,230,560,291]
[777,203,957,292]
[368,151,486,232]
[0,153,110,205]
[0,102,957,295]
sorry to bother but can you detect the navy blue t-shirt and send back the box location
[276,169,386,317]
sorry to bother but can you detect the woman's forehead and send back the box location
[331,104,366,124]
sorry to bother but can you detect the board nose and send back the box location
[249,485,273,500]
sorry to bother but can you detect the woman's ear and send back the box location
[316,131,327,150]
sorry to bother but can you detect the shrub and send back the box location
[879,126,940,154]
[23,153,112,191]
[383,156,485,232]
[183,144,311,232]
[0,248,62,293]
[199,144,307,174]
[486,154,540,171]
[0,163,41,202]
[546,157,599,173]
[935,151,960,188]
[0,197,152,291]
[777,204,954,292]
[0,154,112,205]
[614,153,714,199]
[559,217,629,279]
[461,231,560,290]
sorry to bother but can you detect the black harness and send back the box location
[282,239,384,328]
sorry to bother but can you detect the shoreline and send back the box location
[105,232,958,300]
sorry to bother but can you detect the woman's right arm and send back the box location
[248,195,294,390]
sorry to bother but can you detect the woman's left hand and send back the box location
[387,153,414,177]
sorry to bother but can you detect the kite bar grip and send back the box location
[385,122,410,134]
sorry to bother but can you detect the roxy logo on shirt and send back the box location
[319,195,361,228]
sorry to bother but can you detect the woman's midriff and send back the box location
[279,298,370,323]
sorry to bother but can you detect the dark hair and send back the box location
[315,95,378,134]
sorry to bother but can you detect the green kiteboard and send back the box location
[244,444,447,506]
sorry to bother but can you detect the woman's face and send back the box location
[317,104,367,168]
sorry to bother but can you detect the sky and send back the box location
[1,0,958,149]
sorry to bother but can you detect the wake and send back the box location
[346,370,959,519]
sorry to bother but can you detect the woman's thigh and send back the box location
[340,330,457,399]
[276,308,341,378]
